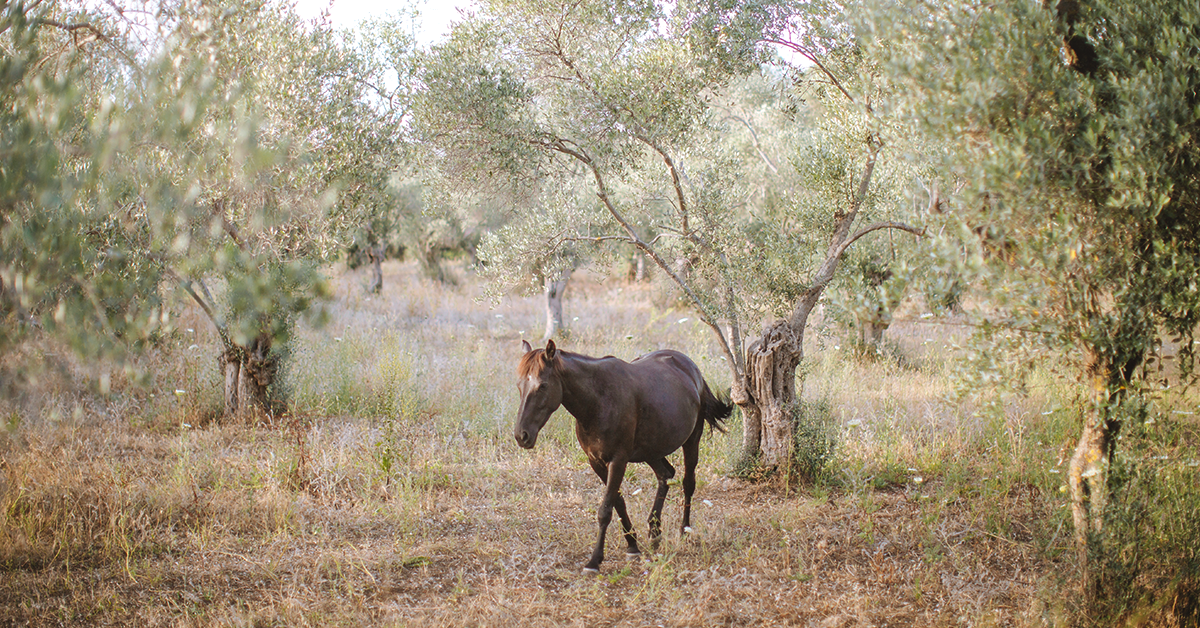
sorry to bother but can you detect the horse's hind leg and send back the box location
[587,458,638,572]
[646,458,675,549]
[680,422,703,534]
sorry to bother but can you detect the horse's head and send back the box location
[514,339,564,449]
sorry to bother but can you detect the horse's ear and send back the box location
[522,339,533,353]
[545,339,557,358]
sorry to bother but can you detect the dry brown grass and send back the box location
[0,261,1083,627]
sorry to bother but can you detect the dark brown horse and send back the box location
[515,339,732,573]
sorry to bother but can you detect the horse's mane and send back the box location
[517,348,559,377]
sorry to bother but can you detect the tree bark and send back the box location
[741,321,802,468]
[223,348,241,418]
[856,313,890,357]
[633,254,648,282]
[419,243,449,284]
[239,334,276,416]
[543,268,571,340]
[221,334,278,419]
[1068,342,1140,595]
[1068,396,1110,594]
[366,244,384,294]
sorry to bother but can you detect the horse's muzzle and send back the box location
[515,429,537,449]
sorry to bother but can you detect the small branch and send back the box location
[718,110,779,174]
[165,268,231,348]
[762,37,855,104]
[36,18,112,42]
[836,221,926,259]
[34,17,142,71]
[558,234,635,245]
[214,199,247,251]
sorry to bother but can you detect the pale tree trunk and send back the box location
[1068,396,1111,593]
[543,268,571,340]
[223,348,241,417]
[740,321,801,467]
[736,294,821,470]
[366,245,384,295]
[1068,345,1139,596]
[856,313,889,357]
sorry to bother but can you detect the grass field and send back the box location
[0,260,1173,627]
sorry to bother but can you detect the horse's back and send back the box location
[630,350,704,391]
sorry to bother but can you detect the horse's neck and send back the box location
[557,353,606,421]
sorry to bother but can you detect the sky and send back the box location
[292,0,476,44]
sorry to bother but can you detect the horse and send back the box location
[514,339,732,573]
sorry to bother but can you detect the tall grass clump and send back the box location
[284,331,425,420]
[790,397,839,485]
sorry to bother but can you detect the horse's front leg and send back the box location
[585,458,632,573]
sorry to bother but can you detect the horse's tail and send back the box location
[699,380,733,435]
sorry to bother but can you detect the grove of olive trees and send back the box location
[2,0,1198,622]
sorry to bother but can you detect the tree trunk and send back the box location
[736,294,821,473]
[419,243,449,284]
[1068,398,1111,593]
[366,245,384,294]
[239,334,277,417]
[856,313,889,357]
[223,348,241,417]
[1068,343,1139,596]
[740,321,802,469]
[628,253,649,282]
[221,334,278,419]
[543,269,571,340]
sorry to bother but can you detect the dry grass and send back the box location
[0,261,1091,627]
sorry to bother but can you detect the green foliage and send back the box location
[419,0,922,343]
[790,397,839,484]
[1091,404,1200,623]
[866,0,1200,386]
[861,0,1200,615]
[0,6,166,363]
[1,1,408,404]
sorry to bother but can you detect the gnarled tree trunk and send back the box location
[239,334,277,416]
[740,321,801,468]
[221,333,279,420]
[736,293,821,471]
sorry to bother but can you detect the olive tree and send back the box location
[863,0,1200,595]
[1,0,399,416]
[414,0,925,472]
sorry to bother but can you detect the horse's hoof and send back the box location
[625,550,642,558]
[682,526,694,535]
[582,566,600,575]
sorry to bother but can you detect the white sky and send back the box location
[292,0,476,44]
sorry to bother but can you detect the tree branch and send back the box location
[790,142,881,327]
[762,37,855,104]
[838,221,926,257]
[214,199,247,251]
[717,109,779,174]
[165,268,232,349]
